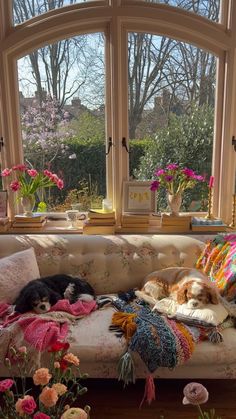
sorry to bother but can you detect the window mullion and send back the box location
[110,16,129,223]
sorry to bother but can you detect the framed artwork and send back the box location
[123,181,156,214]
[0,190,7,217]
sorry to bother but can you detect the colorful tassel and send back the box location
[139,374,156,408]
[208,328,223,344]
[112,311,137,341]
[117,351,135,386]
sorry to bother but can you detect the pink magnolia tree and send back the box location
[21,96,75,170]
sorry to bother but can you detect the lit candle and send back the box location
[209,176,214,189]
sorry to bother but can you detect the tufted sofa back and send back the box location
[0,234,208,294]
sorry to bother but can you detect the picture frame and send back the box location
[123,181,157,214]
[0,190,7,217]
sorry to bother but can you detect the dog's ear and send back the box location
[176,283,189,305]
[207,286,219,305]
[48,290,61,305]
[14,294,32,314]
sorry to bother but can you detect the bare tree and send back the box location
[128,0,219,138]
[15,0,104,108]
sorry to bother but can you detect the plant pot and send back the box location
[167,192,182,216]
[21,194,36,216]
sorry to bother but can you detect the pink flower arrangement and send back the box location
[150,163,205,195]
[0,343,90,419]
[1,164,64,198]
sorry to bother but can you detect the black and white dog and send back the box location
[14,274,96,314]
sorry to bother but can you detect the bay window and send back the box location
[0,0,235,224]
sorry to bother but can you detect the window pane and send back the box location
[140,0,221,22]
[17,32,105,212]
[128,32,216,213]
[13,0,101,25]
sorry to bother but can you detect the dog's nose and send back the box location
[192,301,198,307]
[40,304,46,310]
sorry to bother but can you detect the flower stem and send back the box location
[197,404,205,418]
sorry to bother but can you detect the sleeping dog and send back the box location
[14,274,96,314]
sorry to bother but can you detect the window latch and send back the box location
[122,137,131,154]
[0,137,4,151]
[106,137,113,156]
[232,136,236,152]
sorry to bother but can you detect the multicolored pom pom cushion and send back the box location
[196,234,236,301]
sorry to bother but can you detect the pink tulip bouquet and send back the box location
[1,164,64,198]
[0,343,90,419]
[150,163,205,195]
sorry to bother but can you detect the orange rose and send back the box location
[33,368,52,386]
[63,353,80,366]
[52,383,67,396]
[39,386,58,407]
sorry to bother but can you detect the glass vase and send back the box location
[167,192,182,216]
[21,194,36,217]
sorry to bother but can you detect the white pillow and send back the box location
[153,298,228,326]
[0,248,40,304]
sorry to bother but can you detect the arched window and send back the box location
[0,0,235,224]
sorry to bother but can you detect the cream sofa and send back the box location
[0,233,236,379]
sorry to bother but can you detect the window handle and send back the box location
[0,137,4,151]
[232,136,236,152]
[122,137,131,154]
[106,137,113,156]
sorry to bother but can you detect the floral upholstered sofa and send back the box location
[0,233,236,379]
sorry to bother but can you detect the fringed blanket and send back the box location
[0,299,97,373]
[196,234,236,300]
[110,297,232,406]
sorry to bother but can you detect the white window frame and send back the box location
[0,0,235,224]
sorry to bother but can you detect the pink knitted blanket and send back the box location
[0,299,97,351]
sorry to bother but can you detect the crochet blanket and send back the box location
[196,234,236,300]
[0,299,97,373]
[110,298,229,376]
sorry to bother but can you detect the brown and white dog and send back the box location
[135,267,220,310]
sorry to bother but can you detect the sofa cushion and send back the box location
[0,247,40,303]
[196,234,236,300]
[153,298,229,326]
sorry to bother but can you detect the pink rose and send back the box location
[1,168,12,176]
[21,395,37,415]
[0,379,14,392]
[10,180,21,191]
[27,169,38,177]
[33,413,51,419]
[183,382,209,405]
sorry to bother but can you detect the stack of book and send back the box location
[161,213,191,232]
[120,213,161,233]
[83,209,115,235]
[12,214,47,232]
[191,217,227,232]
[0,217,11,232]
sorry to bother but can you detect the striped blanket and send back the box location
[110,298,225,375]
[196,234,236,300]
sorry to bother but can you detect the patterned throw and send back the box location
[196,234,236,300]
[110,297,230,406]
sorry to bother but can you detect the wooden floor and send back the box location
[81,379,236,418]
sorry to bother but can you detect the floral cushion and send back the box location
[0,247,40,303]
